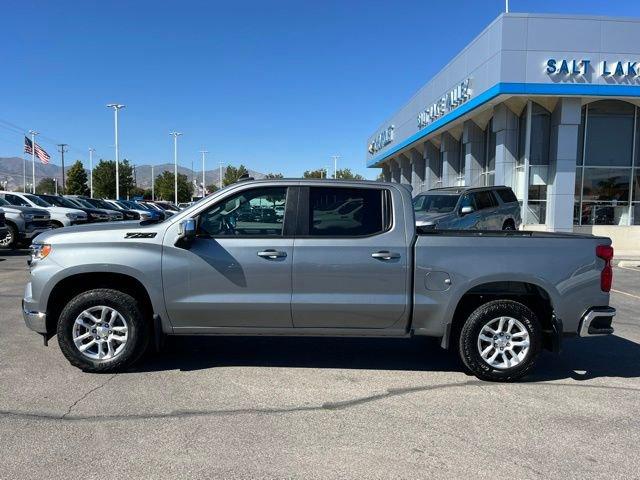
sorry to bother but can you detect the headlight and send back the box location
[23,213,34,221]
[31,243,52,262]
[65,213,78,219]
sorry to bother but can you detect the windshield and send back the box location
[71,198,94,209]
[25,194,52,208]
[413,194,460,213]
[86,198,112,209]
[55,197,84,209]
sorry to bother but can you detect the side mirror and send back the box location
[177,218,197,243]
[460,206,475,216]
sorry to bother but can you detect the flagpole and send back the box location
[29,130,38,194]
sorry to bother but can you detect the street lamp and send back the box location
[106,104,125,199]
[169,132,182,205]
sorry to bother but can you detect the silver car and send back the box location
[413,186,522,230]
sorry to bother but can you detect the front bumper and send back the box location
[22,301,47,334]
[22,282,47,333]
[578,307,616,337]
[21,226,51,240]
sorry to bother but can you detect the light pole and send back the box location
[88,148,95,197]
[199,150,208,196]
[28,130,38,193]
[151,164,155,201]
[219,160,223,189]
[332,155,340,179]
[106,104,125,199]
[169,132,182,205]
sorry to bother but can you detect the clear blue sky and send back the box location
[2,0,640,179]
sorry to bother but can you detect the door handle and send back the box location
[371,251,400,260]
[257,249,287,259]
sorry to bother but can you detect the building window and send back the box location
[482,118,495,186]
[527,102,551,224]
[575,100,636,226]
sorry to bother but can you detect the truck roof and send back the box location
[419,185,511,195]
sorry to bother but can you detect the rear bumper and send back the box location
[578,307,616,337]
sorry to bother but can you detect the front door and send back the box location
[291,186,410,330]
[162,186,294,329]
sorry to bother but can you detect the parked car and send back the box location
[116,200,162,222]
[0,191,87,228]
[64,196,124,221]
[140,201,170,219]
[0,208,7,240]
[22,180,616,381]
[101,200,145,221]
[38,195,111,223]
[177,202,193,209]
[413,186,521,230]
[0,197,50,248]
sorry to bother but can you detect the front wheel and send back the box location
[0,224,17,248]
[458,300,542,382]
[57,288,149,372]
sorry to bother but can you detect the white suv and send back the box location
[0,191,87,228]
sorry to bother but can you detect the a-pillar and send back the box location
[424,141,440,190]
[463,120,484,187]
[440,132,459,187]
[410,148,425,193]
[546,98,580,232]
[492,104,518,188]
[398,154,411,187]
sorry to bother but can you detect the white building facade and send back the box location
[366,13,640,247]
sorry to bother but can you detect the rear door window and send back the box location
[308,187,387,237]
[473,191,496,210]
[495,188,518,204]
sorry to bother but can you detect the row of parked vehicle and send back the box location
[0,191,182,248]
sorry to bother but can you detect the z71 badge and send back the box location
[124,232,157,239]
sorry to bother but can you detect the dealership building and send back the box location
[367,13,640,248]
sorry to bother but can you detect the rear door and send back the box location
[291,185,410,329]
[473,190,499,229]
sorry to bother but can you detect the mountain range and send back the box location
[0,157,265,191]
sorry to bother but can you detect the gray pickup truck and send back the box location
[22,179,616,381]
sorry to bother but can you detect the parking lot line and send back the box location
[611,288,640,300]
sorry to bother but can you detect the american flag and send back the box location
[24,136,51,165]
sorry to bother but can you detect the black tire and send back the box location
[50,221,64,229]
[458,300,542,382]
[57,288,149,372]
[0,224,17,249]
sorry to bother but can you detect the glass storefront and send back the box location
[575,100,638,226]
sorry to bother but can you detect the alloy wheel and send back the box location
[72,306,129,360]
[477,316,530,369]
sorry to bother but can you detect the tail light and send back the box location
[596,245,614,292]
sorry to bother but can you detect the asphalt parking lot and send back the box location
[1,251,639,479]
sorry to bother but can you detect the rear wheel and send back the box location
[0,224,17,248]
[57,288,149,372]
[458,300,542,382]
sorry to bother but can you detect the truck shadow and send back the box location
[133,334,640,382]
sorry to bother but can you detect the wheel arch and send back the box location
[444,280,556,351]
[45,272,155,335]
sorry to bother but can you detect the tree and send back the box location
[222,165,249,186]
[35,177,57,195]
[128,186,146,199]
[92,159,135,199]
[65,160,89,196]
[303,168,328,179]
[265,172,284,179]
[205,184,219,195]
[154,171,194,203]
[333,168,365,180]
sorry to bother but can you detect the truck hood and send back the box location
[45,206,87,216]
[34,220,164,245]
[414,211,455,225]
[0,205,50,217]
